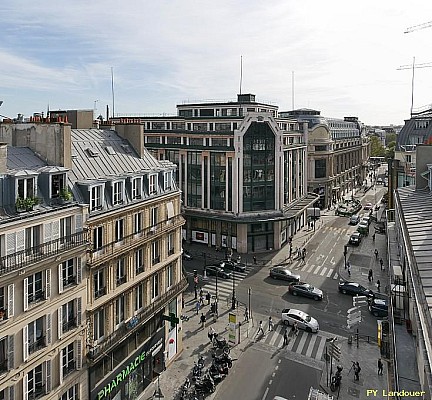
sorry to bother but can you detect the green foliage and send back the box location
[386,133,397,146]
[59,188,72,201]
[370,136,385,157]
[16,196,39,211]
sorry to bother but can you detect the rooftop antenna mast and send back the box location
[239,56,243,95]
[111,67,115,119]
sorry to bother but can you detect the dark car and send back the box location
[269,267,300,282]
[219,260,246,273]
[338,281,374,297]
[369,297,388,317]
[349,232,362,246]
[288,282,323,301]
[182,250,193,261]
[205,265,232,279]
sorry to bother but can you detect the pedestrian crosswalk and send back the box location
[200,270,250,301]
[289,259,339,280]
[255,323,342,362]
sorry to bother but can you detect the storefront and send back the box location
[91,328,165,400]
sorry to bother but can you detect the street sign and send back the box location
[328,341,341,362]
[347,306,362,327]
[353,295,368,306]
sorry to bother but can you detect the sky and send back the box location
[1,1,432,126]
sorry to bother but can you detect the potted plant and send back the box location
[24,196,39,211]
[59,188,73,203]
[15,197,26,212]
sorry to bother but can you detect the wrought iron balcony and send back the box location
[0,231,86,276]
[135,266,144,275]
[28,336,46,354]
[63,360,76,377]
[28,384,46,400]
[168,248,175,256]
[116,275,127,286]
[28,291,45,304]
[152,256,160,265]
[62,317,77,333]
[94,287,107,299]
[63,275,77,287]
[87,277,188,362]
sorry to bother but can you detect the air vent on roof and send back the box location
[121,144,132,153]
[86,148,99,157]
[105,146,116,155]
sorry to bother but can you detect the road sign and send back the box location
[328,342,341,362]
[347,306,362,327]
[353,295,368,306]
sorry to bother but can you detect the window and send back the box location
[166,264,173,288]
[93,269,106,299]
[0,287,8,320]
[133,213,142,235]
[115,296,125,326]
[152,241,160,265]
[115,219,124,242]
[59,299,80,337]
[135,249,144,275]
[24,271,46,309]
[315,145,327,152]
[17,177,35,199]
[149,174,157,195]
[61,343,76,379]
[132,178,142,199]
[0,337,8,373]
[60,384,79,400]
[26,316,46,357]
[93,226,103,250]
[25,361,51,400]
[151,274,159,299]
[93,309,105,342]
[150,207,158,229]
[167,233,175,256]
[315,159,327,179]
[112,181,124,205]
[90,185,103,211]
[135,284,144,312]
[164,172,172,191]
[116,258,126,286]
[60,259,76,290]
[50,173,66,198]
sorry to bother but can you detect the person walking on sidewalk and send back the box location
[268,316,274,331]
[368,269,373,282]
[257,321,264,336]
[208,326,215,343]
[354,362,361,381]
[244,307,249,322]
[206,291,211,305]
[377,280,381,292]
[253,256,257,265]
[374,249,379,259]
[347,263,351,277]
[378,358,383,375]
[372,233,376,241]
[195,300,200,315]
[380,258,384,270]
[283,329,289,346]
[200,313,206,329]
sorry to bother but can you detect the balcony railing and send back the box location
[62,317,77,333]
[28,291,45,305]
[152,256,160,265]
[28,384,46,400]
[63,360,76,377]
[116,276,127,286]
[88,277,188,362]
[89,215,184,266]
[63,275,77,288]
[28,336,46,354]
[136,266,144,275]
[0,359,7,372]
[94,287,107,299]
[0,231,86,276]
[168,248,175,256]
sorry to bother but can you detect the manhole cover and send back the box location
[348,387,360,397]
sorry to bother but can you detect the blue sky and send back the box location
[1,0,432,125]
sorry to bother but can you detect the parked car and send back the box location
[205,265,232,279]
[281,308,319,333]
[338,281,374,298]
[357,222,369,235]
[363,202,373,210]
[349,232,362,246]
[219,260,246,272]
[288,282,323,300]
[349,214,360,225]
[269,267,300,282]
[377,178,383,185]
[369,297,388,317]
[361,216,371,225]
[182,250,193,261]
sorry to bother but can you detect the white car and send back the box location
[281,308,319,333]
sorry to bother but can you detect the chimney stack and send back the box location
[0,143,8,174]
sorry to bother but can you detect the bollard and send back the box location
[348,335,353,345]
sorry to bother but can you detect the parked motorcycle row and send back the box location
[178,351,234,399]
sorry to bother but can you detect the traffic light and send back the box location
[353,295,368,307]
[347,306,362,329]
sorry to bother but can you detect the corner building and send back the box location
[113,94,317,253]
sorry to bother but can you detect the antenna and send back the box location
[239,56,243,95]
[111,67,115,118]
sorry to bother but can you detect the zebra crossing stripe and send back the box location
[316,335,327,359]
[326,269,334,278]
[293,331,308,352]
[333,272,339,280]
[320,267,328,276]
[313,265,321,274]
[268,325,282,346]
[305,335,318,357]
[300,264,309,272]
[306,264,315,273]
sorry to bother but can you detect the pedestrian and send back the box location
[374,249,379,259]
[297,248,301,258]
[380,258,384,270]
[293,321,299,336]
[354,362,361,381]
[208,326,215,343]
[194,286,198,300]
[372,233,376,241]
[182,296,185,309]
[253,256,257,265]
[257,320,264,336]
[302,248,306,258]
[244,307,249,322]
[283,329,289,346]
[348,263,351,277]
[195,300,200,315]
[206,291,211,305]
[377,280,381,292]
[200,313,206,329]
[301,254,305,265]
[378,358,383,375]
[199,294,204,306]
[199,288,204,299]
[237,255,241,263]
[268,316,274,331]
[368,269,373,282]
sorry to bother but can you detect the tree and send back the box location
[370,136,385,157]
[385,133,397,146]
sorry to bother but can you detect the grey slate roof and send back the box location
[70,129,174,183]
[6,147,47,172]
[398,186,432,310]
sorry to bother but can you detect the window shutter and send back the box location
[58,264,63,294]
[46,313,52,345]
[45,360,52,393]
[59,348,63,384]
[7,284,14,318]
[76,298,82,326]
[7,335,14,370]
[52,221,60,241]
[8,386,14,400]
[44,223,52,243]
[16,230,25,253]
[76,340,82,370]
[23,278,28,311]
[77,257,82,284]
[6,233,15,256]
[58,307,63,339]
[45,269,51,299]
[75,214,83,232]
[23,325,29,362]
[23,374,28,400]
[166,201,174,221]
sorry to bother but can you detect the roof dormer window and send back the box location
[90,185,103,211]
[164,171,172,191]
[112,181,124,206]
[51,173,66,198]
[131,177,142,200]
[18,177,35,199]
[149,174,158,196]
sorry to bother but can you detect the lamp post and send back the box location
[231,268,236,310]
[153,373,164,399]
[248,287,252,320]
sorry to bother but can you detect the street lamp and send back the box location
[153,373,164,398]
[231,266,236,310]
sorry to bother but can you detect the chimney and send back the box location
[0,143,8,174]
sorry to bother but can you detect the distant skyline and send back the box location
[1,1,432,125]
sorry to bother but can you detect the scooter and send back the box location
[212,333,229,350]
[192,361,203,381]
[194,373,215,394]
[330,365,343,392]
[213,353,233,368]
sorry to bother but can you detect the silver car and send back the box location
[281,308,319,333]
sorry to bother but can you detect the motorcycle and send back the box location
[194,373,215,394]
[192,361,204,381]
[180,377,191,399]
[330,365,343,392]
[209,362,228,378]
[213,353,233,368]
[212,333,229,351]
